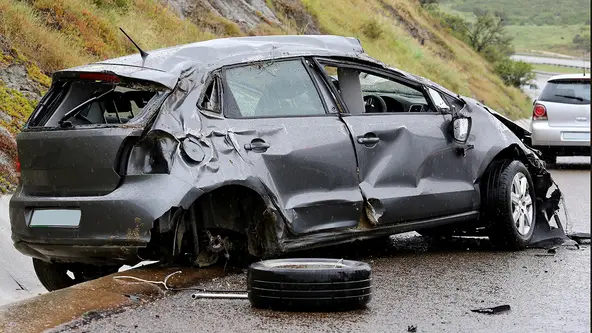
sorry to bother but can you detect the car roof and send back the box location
[68,35,369,73]
[55,35,425,89]
[547,73,590,81]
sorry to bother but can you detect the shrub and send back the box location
[361,20,383,40]
[419,0,438,7]
[494,59,535,88]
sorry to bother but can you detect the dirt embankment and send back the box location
[0,36,50,193]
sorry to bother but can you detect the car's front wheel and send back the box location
[482,160,536,250]
[32,258,119,291]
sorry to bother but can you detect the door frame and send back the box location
[310,57,444,117]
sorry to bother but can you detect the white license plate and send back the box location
[29,209,81,228]
[562,132,590,141]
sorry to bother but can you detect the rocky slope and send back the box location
[0,0,534,192]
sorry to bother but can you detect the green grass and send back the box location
[440,0,590,26]
[531,64,587,74]
[437,0,591,57]
[505,24,591,57]
[301,0,532,119]
[0,0,533,120]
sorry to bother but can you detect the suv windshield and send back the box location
[29,79,168,128]
[539,79,591,105]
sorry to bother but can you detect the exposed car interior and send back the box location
[34,81,163,127]
[324,65,431,114]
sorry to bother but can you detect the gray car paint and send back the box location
[10,35,563,264]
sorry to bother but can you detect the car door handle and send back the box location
[244,140,270,152]
[357,137,380,144]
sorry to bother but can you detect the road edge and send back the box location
[0,265,226,333]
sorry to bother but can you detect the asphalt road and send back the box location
[52,157,591,333]
[511,55,590,69]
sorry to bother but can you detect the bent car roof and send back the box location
[55,35,377,87]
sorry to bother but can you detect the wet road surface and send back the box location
[511,55,590,69]
[51,157,590,333]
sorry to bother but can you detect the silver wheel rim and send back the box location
[511,172,534,236]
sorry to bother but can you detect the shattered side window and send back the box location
[224,60,326,118]
[200,78,221,113]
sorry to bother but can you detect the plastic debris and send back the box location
[471,304,511,314]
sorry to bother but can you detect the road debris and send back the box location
[567,232,591,245]
[113,271,182,291]
[190,292,248,300]
[471,304,511,315]
[407,325,418,332]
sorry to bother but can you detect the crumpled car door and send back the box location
[221,59,364,234]
[317,61,479,225]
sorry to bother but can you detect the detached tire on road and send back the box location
[247,258,372,311]
[482,160,537,250]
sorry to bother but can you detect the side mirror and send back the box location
[452,116,472,144]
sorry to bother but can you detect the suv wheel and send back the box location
[33,258,119,291]
[483,160,536,250]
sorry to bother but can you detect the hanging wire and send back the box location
[113,270,246,293]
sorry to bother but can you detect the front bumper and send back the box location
[10,174,200,264]
[530,120,590,148]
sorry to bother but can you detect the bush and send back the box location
[494,59,535,88]
[419,0,439,7]
[361,20,383,40]
[573,33,591,51]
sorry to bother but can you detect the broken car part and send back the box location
[191,292,248,300]
[471,304,512,315]
[247,258,372,311]
[9,35,567,291]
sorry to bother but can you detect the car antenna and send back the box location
[119,28,149,63]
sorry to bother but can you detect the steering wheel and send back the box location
[363,95,388,113]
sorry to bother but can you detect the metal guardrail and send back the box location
[537,62,591,70]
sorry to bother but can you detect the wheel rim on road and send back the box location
[511,172,534,236]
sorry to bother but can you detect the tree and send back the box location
[573,33,591,51]
[466,11,512,54]
[494,59,535,88]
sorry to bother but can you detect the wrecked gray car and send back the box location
[10,35,563,291]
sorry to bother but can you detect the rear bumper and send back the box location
[10,174,201,264]
[530,120,590,150]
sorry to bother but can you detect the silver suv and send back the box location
[530,73,591,164]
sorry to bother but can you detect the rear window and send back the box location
[539,79,590,105]
[29,78,168,128]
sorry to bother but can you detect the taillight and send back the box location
[15,157,21,180]
[79,73,120,83]
[533,104,547,120]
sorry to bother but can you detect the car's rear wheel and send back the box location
[482,160,536,250]
[32,258,119,291]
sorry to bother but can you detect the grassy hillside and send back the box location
[505,24,591,56]
[440,0,591,57]
[0,0,534,190]
[440,0,590,25]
